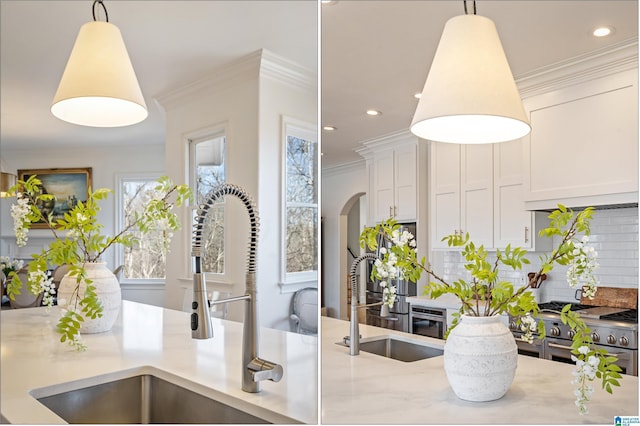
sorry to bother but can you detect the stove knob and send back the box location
[550,326,561,337]
[509,321,518,330]
[591,332,600,343]
[568,330,576,339]
[607,335,617,345]
[620,336,629,347]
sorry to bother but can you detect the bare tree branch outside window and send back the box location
[286,135,318,273]
[194,137,226,274]
[122,180,171,279]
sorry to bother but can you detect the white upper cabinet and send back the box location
[430,143,493,249]
[522,49,638,210]
[358,132,419,225]
[493,140,551,251]
[431,140,551,251]
[430,143,461,248]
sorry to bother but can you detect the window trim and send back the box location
[187,125,228,282]
[114,172,165,285]
[280,116,318,289]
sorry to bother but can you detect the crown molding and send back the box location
[260,49,316,92]
[516,38,638,99]
[155,49,315,109]
[355,129,419,159]
[321,158,365,178]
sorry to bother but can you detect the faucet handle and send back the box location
[248,357,284,383]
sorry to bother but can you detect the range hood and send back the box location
[532,202,638,213]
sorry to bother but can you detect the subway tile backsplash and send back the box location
[440,207,638,304]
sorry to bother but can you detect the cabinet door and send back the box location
[461,144,493,248]
[494,140,531,248]
[394,144,417,222]
[373,152,395,222]
[431,143,460,249]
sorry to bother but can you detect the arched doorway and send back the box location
[335,192,366,320]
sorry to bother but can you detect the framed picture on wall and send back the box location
[17,167,92,229]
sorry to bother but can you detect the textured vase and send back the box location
[57,262,122,334]
[443,314,518,402]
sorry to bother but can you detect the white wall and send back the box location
[158,49,317,331]
[0,144,166,305]
[258,60,318,330]
[321,161,367,319]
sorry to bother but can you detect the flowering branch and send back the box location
[7,175,192,351]
[359,205,620,414]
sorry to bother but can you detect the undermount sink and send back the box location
[30,367,284,424]
[338,335,443,362]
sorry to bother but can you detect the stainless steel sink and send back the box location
[30,368,281,424]
[338,335,443,362]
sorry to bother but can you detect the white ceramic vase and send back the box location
[443,314,518,402]
[57,262,122,334]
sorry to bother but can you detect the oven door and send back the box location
[513,334,545,358]
[545,338,637,376]
[409,307,446,339]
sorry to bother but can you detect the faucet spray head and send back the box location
[191,271,213,339]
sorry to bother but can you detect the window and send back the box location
[283,119,318,284]
[116,174,169,282]
[189,134,226,275]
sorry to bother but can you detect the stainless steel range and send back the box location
[510,301,638,376]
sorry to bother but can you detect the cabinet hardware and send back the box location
[525,226,529,243]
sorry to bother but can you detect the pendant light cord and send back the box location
[92,0,109,22]
[463,0,477,15]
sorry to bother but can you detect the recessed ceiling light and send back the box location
[323,126,337,131]
[366,110,381,116]
[414,93,422,99]
[592,26,615,37]
[321,0,338,5]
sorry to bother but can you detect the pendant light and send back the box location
[410,1,530,144]
[51,0,147,127]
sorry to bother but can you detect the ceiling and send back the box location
[321,0,638,169]
[0,0,317,154]
[1,1,637,171]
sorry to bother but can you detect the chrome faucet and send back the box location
[191,183,283,393]
[346,253,391,355]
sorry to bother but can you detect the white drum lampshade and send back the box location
[411,14,530,144]
[51,21,147,127]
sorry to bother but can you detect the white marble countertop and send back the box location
[321,316,639,424]
[1,301,317,424]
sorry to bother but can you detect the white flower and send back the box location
[10,195,31,246]
[578,345,589,355]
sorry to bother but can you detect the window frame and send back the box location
[187,128,229,283]
[280,116,319,290]
[114,172,166,285]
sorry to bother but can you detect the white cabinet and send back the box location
[494,140,551,251]
[430,143,493,248]
[431,140,550,250]
[523,66,638,210]
[359,133,418,224]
